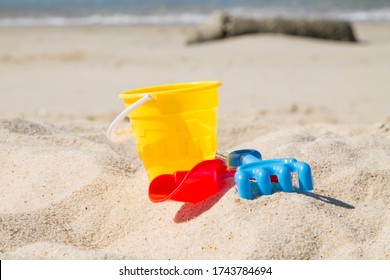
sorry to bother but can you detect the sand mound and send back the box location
[0,116,388,259]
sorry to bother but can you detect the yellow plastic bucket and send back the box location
[107,81,222,180]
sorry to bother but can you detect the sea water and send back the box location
[0,0,389,26]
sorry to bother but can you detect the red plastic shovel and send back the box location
[149,158,234,203]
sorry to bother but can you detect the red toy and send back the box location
[149,158,234,203]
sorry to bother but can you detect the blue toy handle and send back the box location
[227,149,262,168]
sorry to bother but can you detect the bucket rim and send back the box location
[119,81,222,100]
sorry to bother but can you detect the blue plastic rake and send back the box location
[227,149,314,200]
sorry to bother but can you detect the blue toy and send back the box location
[227,149,314,200]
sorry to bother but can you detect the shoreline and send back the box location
[1,20,389,29]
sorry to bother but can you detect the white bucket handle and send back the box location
[107,94,153,143]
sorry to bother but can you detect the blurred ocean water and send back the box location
[1,0,390,26]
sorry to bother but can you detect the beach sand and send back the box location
[0,23,389,259]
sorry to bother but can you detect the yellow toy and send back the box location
[107,81,222,180]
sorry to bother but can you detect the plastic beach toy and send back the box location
[149,158,234,203]
[227,149,313,200]
[107,81,222,180]
[227,149,279,183]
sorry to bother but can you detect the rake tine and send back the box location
[275,164,294,193]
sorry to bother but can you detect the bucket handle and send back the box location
[107,94,153,143]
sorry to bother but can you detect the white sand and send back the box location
[0,23,389,259]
